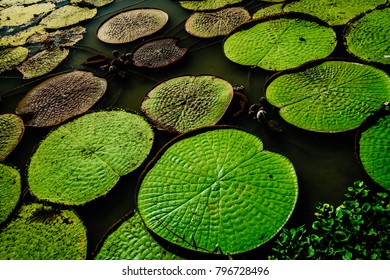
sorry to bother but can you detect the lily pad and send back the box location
[17,47,69,79]
[0,164,21,224]
[138,127,298,255]
[358,114,390,191]
[40,5,97,29]
[0,203,87,259]
[0,114,24,161]
[97,8,168,44]
[185,7,251,38]
[0,46,29,73]
[70,0,114,8]
[179,0,244,11]
[283,0,386,26]
[95,212,181,260]
[131,37,188,69]
[16,71,107,127]
[141,75,234,134]
[0,3,55,28]
[0,0,41,7]
[266,61,390,133]
[252,4,284,20]
[0,25,45,47]
[27,26,86,47]
[344,7,390,65]
[28,110,154,205]
[223,14,337,71]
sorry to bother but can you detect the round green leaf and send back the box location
[70,0,113,7]
[40,5,97,29]
[0,46,29,73]
[141,75,234,134]
[179,0,244,11]
[344,7,390,65]
[26,26,86,47]
[266,61,390,132]
[0,203,87,259]
[95,212,181,260]
[28,110,154,205]
[252,4,284,20]
[0,114,24,161]
[0,3,55,28]
[0,164,21,224]
[138,127,298,255]
[223,15,337,71]
[0,25,46,47]
[358,114,390,191]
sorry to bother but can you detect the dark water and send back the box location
[0,0,376,259]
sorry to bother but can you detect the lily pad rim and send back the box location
[0,113,25,161]
[178,0,245,12]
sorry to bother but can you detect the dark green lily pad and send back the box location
[70,0,113,7]
[138,127,298,255]
[284,0,386,26]
[95,212,181,260]
[0,3,54,28]
[0,46,29,73]
[266,61,390,132]
[97,8,168,44]
[252,4,284,20]
[179,0,244,11]
[358,114,390,191]
[141,75,234,134]
[0,203,87,259]
[344,7,390,65]
[223,14,337,71]
[0,25,45,47]
[27,26,86,47]
[28,110,154,205]
[185,7,251,38]
[16,71,107,127]
[0,114,24,161]
[0,164,21,224]
[40,5,97,29]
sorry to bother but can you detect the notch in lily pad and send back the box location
[0,163,21,225]
[0,114,24,161]
[137,127,298,255]
[27,110,154,206]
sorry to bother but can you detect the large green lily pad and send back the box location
[283,0,386,26]
[0,114,24,161]
[223,14,337,71]
[0,203,87,259]
[70,0,113,7]
[28,110,154,205]
[179,0,244,11]
[0,164,21,224]
[0,25,46,47]
[252,4,284,20]
[358,114,390,191]
[0,46,29,73]
[0,3,54,28]
[344,7,390,65]
[27,26,86,47]
[141,75,234,134]
[138,127,298,255]
[266,61,390,133]
[185,7,251,38]
[0,0,41,7]
[95,212,181,260]
[40,5,97,29]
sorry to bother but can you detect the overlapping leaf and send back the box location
[0,164,21,224]
[179,0,244,11]
[0,114,24,161]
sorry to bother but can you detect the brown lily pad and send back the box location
[0,114,24,161]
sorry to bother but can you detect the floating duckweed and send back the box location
[0,3,55,28]
[0,114,24,161]
[0,163,21,224]
[179,0,244,11]
[40,5,97,29]
[0,46,29,73]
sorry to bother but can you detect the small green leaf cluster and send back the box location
[269,181,389,260]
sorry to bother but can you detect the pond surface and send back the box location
[0,0,379,259]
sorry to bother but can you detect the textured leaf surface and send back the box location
[359,114,390,191]
[0,25,45,47]
[179,0,243,11]
[266,61,390,132]
[95,212,181,260]
[16,71,107,127]
[40,5,97,29]
[223,15,336,71]
[0,46,29,73]
[27,26,86,47]
[284,0,386,26]
[141,75,233,134]
[252,4,284,20]
[70,0,113,7]
[0,114,24,161]
[344,7,390,65]
[0,203,87,259]
[28,110,154,205]
[0,164,21,224]
[138,128,298,255]
[97,8,168,44]
[185,7,250,38]
[0,0,41,7]
[0,3,54,28]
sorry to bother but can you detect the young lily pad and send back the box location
[95,212,181,260]
[27,26,86,47]
[179,0,244,11]
[131,37,188,69]
[0,203,87,259]
[0,164,21,224]
[17,47,69,79]
[70,0,114,8]
[40,5,97,29]
[223,14,337,71]
[0,25,46,47]
[28,110,154,205]
[0,114,24,161]
[252,4,284,20]
[358,114,390,191]
[283,0,386,26]
[97,8,168,44]
[185,7,251,38]
[141,75,234,134]
[138,127,298,255]
[16,71,107,127]
[0,46,29,73]
[266,61,390,133]
[344,7,390,65]
[0,3,55,28]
